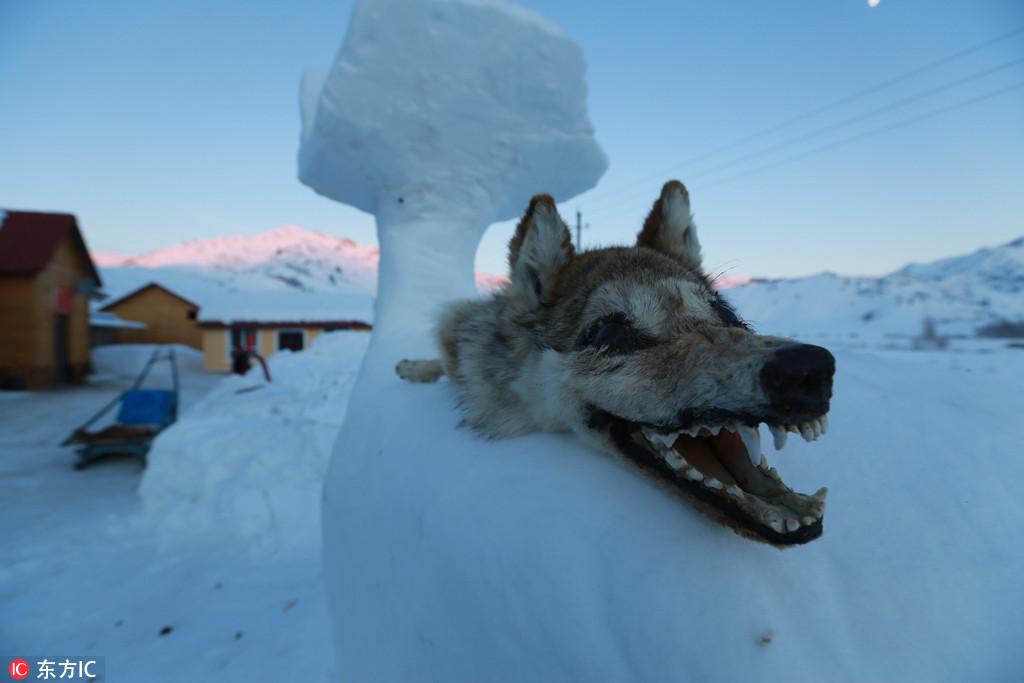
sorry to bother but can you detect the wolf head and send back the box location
[497,181,835,546]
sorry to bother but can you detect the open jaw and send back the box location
[590,410,829,547]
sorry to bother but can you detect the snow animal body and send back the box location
[398,181,835,546]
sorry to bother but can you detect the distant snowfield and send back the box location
[95,225,507,323]
[2,334,1022,681]
[95,225,1022,337]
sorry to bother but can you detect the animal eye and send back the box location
[579,313,652,354]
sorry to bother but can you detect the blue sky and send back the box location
[1,0,1021,278]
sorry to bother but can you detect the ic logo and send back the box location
[7,659,29,680]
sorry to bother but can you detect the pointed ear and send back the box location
[637,180,702,272]
[507,194,574,307]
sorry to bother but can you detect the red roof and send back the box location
[0,210,102,285]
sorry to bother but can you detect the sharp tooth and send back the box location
[799,423,814,442]
[705,478,723,490]
[801,516,816,526]
[785,519,801,532]
[646,430,678,448]
[759,454,768,469]
[786,424,800,433]
[737,425,761,467]
[820,414,829,435]
[812,486,829,503]
[686,426,701,437]
[769,425,788,451]
[725,484,744,498]
[685,468,703,481]
[663,450,687,471]
[707,424,722,436]
[768,520,784,534]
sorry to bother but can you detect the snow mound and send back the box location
[324,346,1024,681]
[138,332,370,551]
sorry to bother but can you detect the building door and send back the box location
[54,314,70,384]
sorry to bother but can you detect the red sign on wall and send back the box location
[53,286,75,314]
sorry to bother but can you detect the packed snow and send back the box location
[299,0,606,344]
[320,342,1024,682]
[139,331,370,549]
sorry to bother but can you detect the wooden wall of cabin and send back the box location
[0,236,91,389]
[105,287,201,349]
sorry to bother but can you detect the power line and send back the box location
[589,56,1024,218]
[583,25,1024,210]
[587,80,1024,227]
[697,80,1024,192]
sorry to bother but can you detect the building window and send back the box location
[187,310,197,320]
[277,329,305,352]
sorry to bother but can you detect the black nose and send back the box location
[760,344,835,418]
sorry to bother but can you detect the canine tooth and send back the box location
[820,414,829,435]
[685,468,703,481]
[785,519,801,532]
[801,516,816,526]
[769,425,788,451]
[707,424,722,436]
[705,478,723,490]
[769,520,785,534]
[736,425,761,467]
[759,454,768,469]
[812,486,829,503]
[725,484,744,498]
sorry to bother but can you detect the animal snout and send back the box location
[760,344,835,417]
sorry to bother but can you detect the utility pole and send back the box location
[575,209,588,250]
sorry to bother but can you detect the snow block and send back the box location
[324,349,1024,681]
[298,0,607,223]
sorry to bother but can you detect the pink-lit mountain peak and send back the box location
[95,225,378,271]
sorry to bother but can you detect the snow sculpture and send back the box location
[298,0,607,355]
[304,1,1024,681]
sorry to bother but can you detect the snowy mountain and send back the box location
[723,236,1024,339]
[95,225,379,294]
[96,227,1023,336]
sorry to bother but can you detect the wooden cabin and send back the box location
[0,211,103,389]
[100,282,202,349]
[199,319,371,372]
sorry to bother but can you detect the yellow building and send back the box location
[199,319,371,372]
[0,210,102,389]
[99,282,202,349]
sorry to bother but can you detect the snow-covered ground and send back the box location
[0,336,366,682]
[2,333,1022,680]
